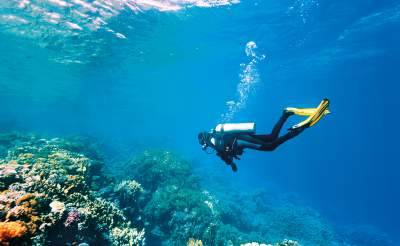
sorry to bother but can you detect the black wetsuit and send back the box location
[207,112,304,170]
[235,112,304,151]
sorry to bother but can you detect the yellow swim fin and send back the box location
[290,99,330,130]
[285,107,330,116]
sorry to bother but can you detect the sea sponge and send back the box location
[0,221,28,243]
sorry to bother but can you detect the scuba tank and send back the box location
[214,123,256,134]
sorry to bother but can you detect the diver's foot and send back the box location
[230,163,238,172]
[290,99,330,130]
[284,108,295,116]
[288,124,307,132]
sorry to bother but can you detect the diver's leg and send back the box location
[237,135,268,145]
[236,142,264,151]
[236,130,300,152]
[234,127,303,154]
[259,127,305,151]
[236,111,292,145]
[253,111,292,142]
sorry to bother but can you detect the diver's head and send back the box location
[198,132,209,150]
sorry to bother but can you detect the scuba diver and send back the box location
[198,99,330,172]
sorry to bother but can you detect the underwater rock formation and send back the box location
[0,133,144,245]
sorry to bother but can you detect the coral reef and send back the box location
[188,239,300,246]
[125,150,195,192]
[0,133,144,245]
[121,150,316,245]
[241,239,301,246]
[110,227,145,246]
[1,133,390,245]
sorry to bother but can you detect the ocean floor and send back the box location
[0,133,393,245]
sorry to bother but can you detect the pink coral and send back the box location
[64,209,80,227]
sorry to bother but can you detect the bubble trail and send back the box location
[220,41,266,122]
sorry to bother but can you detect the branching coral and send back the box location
[115,180,144,203]
[110,227,145,246]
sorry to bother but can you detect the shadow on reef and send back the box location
[0,133,394,246]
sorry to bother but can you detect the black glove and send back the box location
[217,151,238,172]
[217,150,233,165]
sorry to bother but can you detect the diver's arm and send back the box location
[216,150,233,164]
[216,150,238,172]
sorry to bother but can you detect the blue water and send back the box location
[1,0,399,243]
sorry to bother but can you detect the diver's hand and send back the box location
[230,162,238,172]
[217,151,233,164]
[217,151,240,172]
[217,151,238,172]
